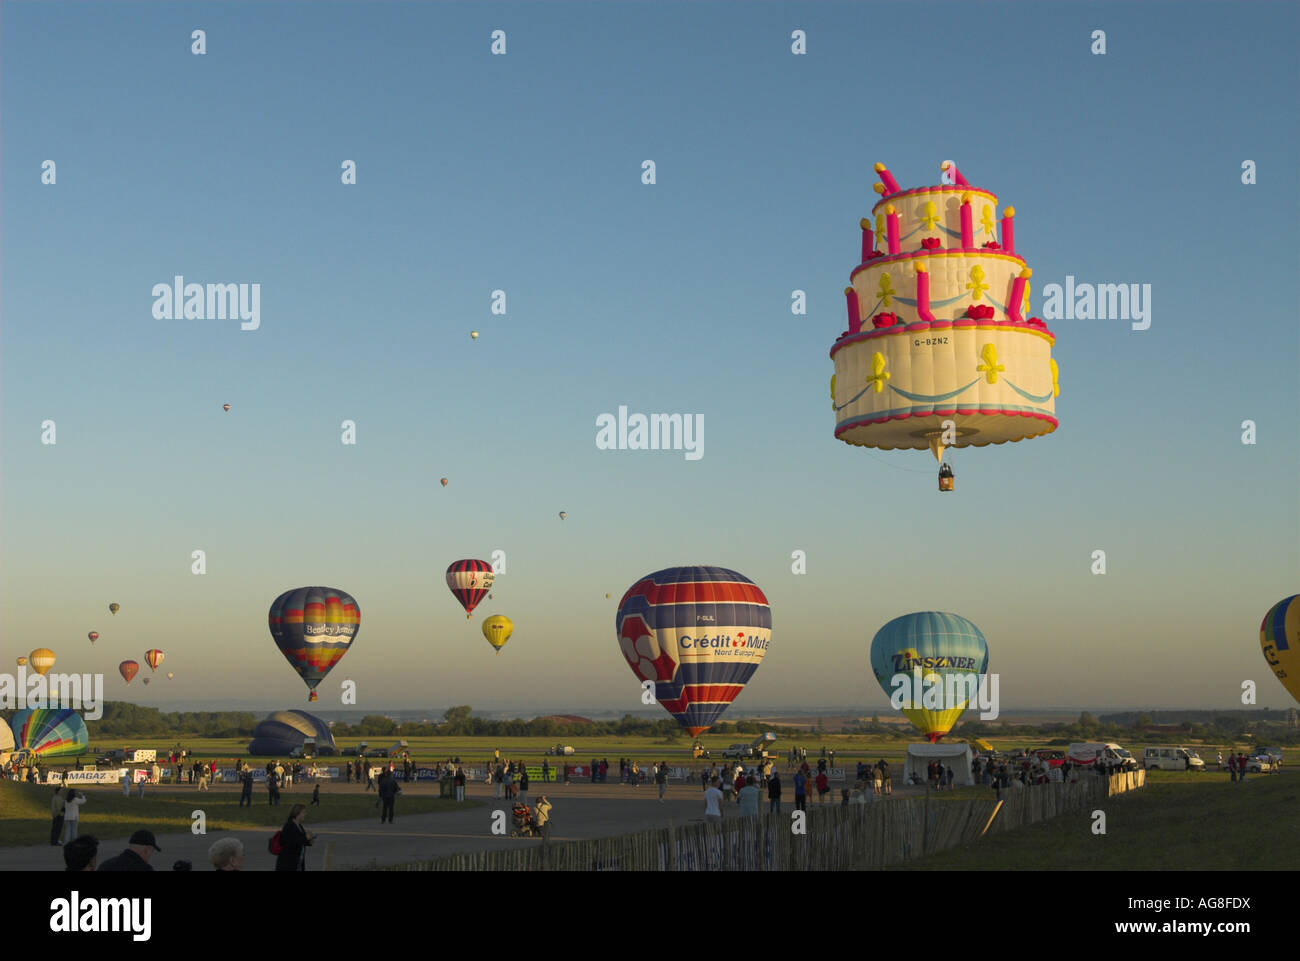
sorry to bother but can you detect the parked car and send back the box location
[95,749,127,768]
[722,743,754,759]
[1245,755,1276,774]
[1067,742,1140,772]
[1257,747,1283,768]
[1034,750,1066,768]
[1142,746,1204,771]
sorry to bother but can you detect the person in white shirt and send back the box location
[703,778,724,823]
[62,789,87,843]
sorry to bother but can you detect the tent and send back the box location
[904,742,974,787]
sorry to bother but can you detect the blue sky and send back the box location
[1,1,1297,715]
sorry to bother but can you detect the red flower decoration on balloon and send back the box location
[872,312,898,328]
[920,238,941,250]
[982,241,1001,249]
[864,250,886,261]
[965,304,996,320]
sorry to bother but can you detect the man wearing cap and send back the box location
[97,830,161,871]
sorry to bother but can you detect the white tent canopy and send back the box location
[904,742,974,786]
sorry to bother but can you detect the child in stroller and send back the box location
[511,801,539,837]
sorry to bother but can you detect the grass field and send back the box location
[897,767,1299,870]
[0,778,470,847]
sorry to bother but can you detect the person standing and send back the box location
[121,770,131,796]
[311,783,320,806]
[50,787,66,845]
[793,769,807,811]
[767,771,782,813]
[815,769,829,805]
[704,778,724,824]
[136,772,146,799]
[535,795,553,841]
[275,804,314,871]
[655,761,669,803]
[738,775,760,817]
[1238,752,1248,782]
[378,771,399,823]
[239,769,254,807]
[541,759,550,784]
[454,765,466,802]
[518,768,530,807]
[346,760,353,783]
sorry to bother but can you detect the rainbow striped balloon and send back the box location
[268,587,360,702]
[11,708,89,758]
[616,566,772,736]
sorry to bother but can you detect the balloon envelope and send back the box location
[869,611,989,741]
[119,660,139,683]
[28,649,56,676]
[145,649,164,671]
[143,677,150,686]
[615,566,772,736]
[167,672,174,680]
[268,587,360,699]
[223,404,231,411]
[88,632,99,643]
[10,709,89,757]
[109,603,120,615]
[440,478,448,487]
[446,560,495,617]
[16,656,28,667]
[482,615,514,654]
[1261,595,1300,707]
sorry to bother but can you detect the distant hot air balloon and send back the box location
[482,615,514,655]
[143,677,151,686]
[119,660,140,683]
[166,672,174,680]
[470,331,479,340]
[10,709,89,758]
[869,611,989,742]
[16,656,28,667]
[488,593,494,600]
[440,478,448,487]
[446,560,495,618]
[558,512,567,521]
[28,649,56,676]
[144,649,164,672]
[615,566,772,736]
[268,587,360,703]
[88,631,99,643]
[109,603,120,615]
[605,593,611,599]
[1261,595,1300,708]
[223,403,231,411]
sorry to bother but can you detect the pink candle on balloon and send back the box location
[941,160,970,187]
[845,286,861,334]
[860,218,875,261]
[873,162,901,195]
[1001,206,1015,254]
[960,193,973,248]
[1007,268,1031,322]
[915,266,936,323]
[886,206,900,254]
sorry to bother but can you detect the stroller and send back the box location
[510,802,539,838]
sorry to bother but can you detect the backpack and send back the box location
[268,830,283,855]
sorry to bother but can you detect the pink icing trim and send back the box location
[835,410,1058,438]
[829,319,1055,357]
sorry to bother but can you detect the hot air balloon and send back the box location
[446,560,495,618]
[558,512,567,521]
[87,631,99,643]
[10,709,89,758]
[144,649,164,672]
[482,615,514,655]
[470,331,479,340]
[223,403,231,411]
[167,672,174,680]
[143,677,151,686]
[440,478,448,487]
[1261,595,1300,707]
[109,603,120,615]
[28,649,56,676]
[615,566,772,736]
[869,611,989,742]
[16,656,28,667]
[120,660,139,683]
[268,587,361,703]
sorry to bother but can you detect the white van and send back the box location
[1142,746,1204,771]
[1067,742,1139,772]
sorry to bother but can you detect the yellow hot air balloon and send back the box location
[166,672,174,680]
[1261,595,1300,707]
[482,615,514,655]
[16,656,28,667]
[470,331,479,340]
[28,648,56,676]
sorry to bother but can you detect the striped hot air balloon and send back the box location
[1261,595,1300,708]
[268,587,360,703]
[615,566,772,737]
[10,709,89,758]
[446,560,495,618]
[144,649,164,671]
[28,649,56,676]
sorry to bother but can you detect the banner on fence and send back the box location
[48,769,126,785]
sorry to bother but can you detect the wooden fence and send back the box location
[385,770,1144,871]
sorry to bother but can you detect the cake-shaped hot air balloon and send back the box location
[481,615,514,654]
[446,560,494,618]
[1261,595,1300,708]
[615,566,771,736]
[268,587,360,703]
[831,161,1058,490]
[870,611,989,741]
